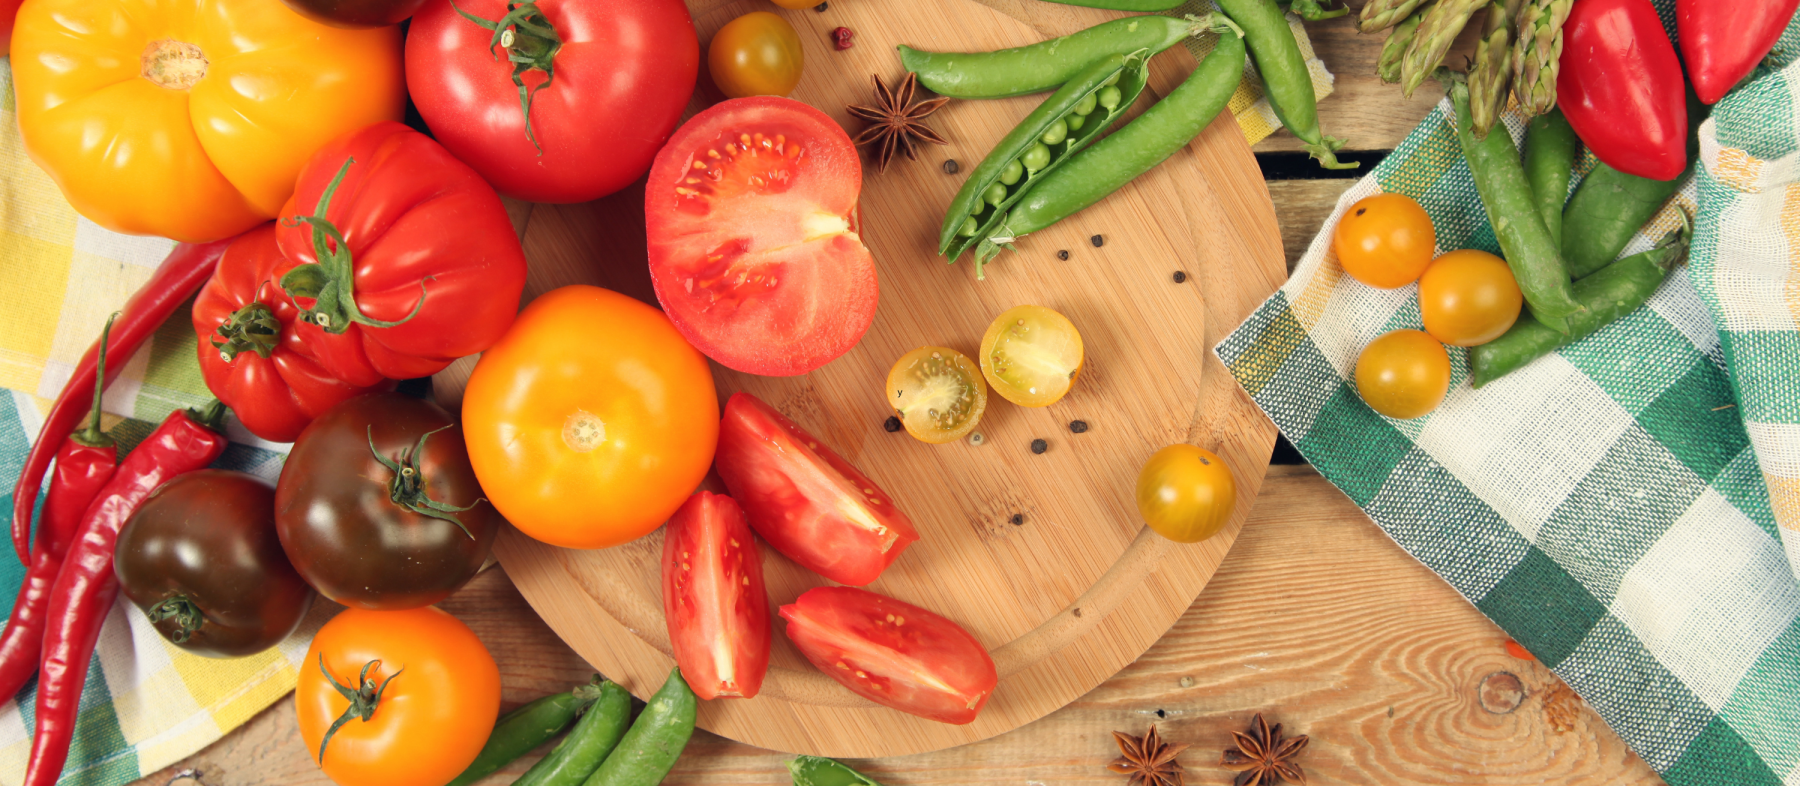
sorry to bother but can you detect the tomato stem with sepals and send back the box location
[70,313,117,449]
[280,158,430,334]
[449,0,563,154]
[316,656,403,765]
[210,299,280,362]
[367,425,485,539]
[185,399,228,432]
[146,596,204,643]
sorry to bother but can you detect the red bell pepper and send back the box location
[194,224,393,443]
[1679,0,1800,105]
[1558,0,1689,181]
[273,121,528,384]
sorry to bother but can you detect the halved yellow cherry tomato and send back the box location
[1136,444,1237,543]
[1355,329,1451,419]
[708,12,804,98]
[979,305,1084,407]
[1333,193,1437,289]
[1418,249,1523,347]
[887,347,987,444]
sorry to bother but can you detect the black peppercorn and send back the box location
[942,159,959,174]
[1010,513,1025,526]
[1090,234,1104,247]
[814,1,828,9]
[1173,270,1188,283]
[1056,249,1070,261]
[1068,420,1089,434]
[883,416,901,433]
[1030,438,1048,454]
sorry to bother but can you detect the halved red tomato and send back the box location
[662,491,770,700]
[714,392,916,586]
[780,587,997,725]
[644,97,877,376]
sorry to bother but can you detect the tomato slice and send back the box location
[780,587,997,725]
[887,347,987,444]
[979,305,1084,407]
[662,491,770,700]
[714,393,917,586]
[645,97,878,376]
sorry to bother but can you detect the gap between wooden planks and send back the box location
[141,466,1664,786]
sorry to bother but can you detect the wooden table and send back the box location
[141,12,1669,786]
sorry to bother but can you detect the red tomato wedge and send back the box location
[644,97,878,376]
[661,491,771,700]
[714,393,917,586]
[780,587,997,725]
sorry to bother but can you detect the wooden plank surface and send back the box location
[141,8,1668,785]
[143,467,1663,785]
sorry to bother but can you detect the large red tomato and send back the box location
[405,0,698,203]
[645,97,878,376]
[275,122,528,384]
[193,224,392,443]
[780,587,997,725]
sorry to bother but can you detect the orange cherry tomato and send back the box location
[1333,194,1437,289]
[296,607,500,786]
[1355,329,1451,420]
[1136,444,1237,543]
[1419,249,1524,347]
[709,12,804,98]
[462,285,720,549]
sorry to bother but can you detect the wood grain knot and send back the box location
[1477,672,1526,715]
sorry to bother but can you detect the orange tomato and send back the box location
[1355,329,1452,420]
[1418,249,1524,347]
[10,0,403,242]
[1136,444,1237,543]
[296,607,500,786]
[462,286,720,549]
[1333,194,1437,289]
[708,12,804,98]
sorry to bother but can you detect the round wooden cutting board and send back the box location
[433,0,1284,759]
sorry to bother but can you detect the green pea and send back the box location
[1021,143,1051,172]
[1097,85,1122,111]
[983,182,1008,206]
[1066,114,1087,133]
[958,217,978,236]
[1072,92,1098,116]
[1040,118,1068,146]
[998,158,1023,185]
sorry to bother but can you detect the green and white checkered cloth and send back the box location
[1217,5,1800,784]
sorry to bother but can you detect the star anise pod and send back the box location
[1220,713,1308,786]
[1109,724,1190,786]
[846,72,949,172]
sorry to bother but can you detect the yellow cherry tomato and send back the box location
[1333,193,1437,289]
[887,347,987,444]
[11,0,403,242]
[979,305,1084,407]
[462,286,720,550]
[709,12,805,98]
[1136,444,1237,543]
[1355,329,1452,419]
[1418,249,1524,347]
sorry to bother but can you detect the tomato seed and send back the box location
[1173,270,1188,283]
[883,416,902,432]
[1030,438,1048,454]
[832,27,854,49]
[1069,420,1089,433]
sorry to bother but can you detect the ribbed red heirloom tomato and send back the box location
[405,0,698,203]
[645,97,878,376]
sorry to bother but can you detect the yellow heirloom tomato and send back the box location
[10,0,404,242]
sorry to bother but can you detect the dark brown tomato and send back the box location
[277,0,428,28]
[275,392,499,610]
[114,470,314,658]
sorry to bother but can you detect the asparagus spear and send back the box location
[1468,0,1524,137]
[1512,0,1572,116]
[1399,0,1484,97]
[1378,4,1429,84]
[1359,0,1426,32]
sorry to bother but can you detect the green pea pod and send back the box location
[1522,108,1577,248]
[1562,92,1704,279]
[581,668,698,786]
[971,17,1246,271]
[1445,72,1583,333]
[899,15,1208,99]
[445,681,603,786]
[1214,0,1356,169]
[515,681,632,786]
[789,756,886,786]
[941,53,1149,259]
[1471,218,1689,387]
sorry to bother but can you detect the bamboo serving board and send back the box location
[433,0,1284,758]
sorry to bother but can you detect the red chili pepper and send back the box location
[1557,0,1688,181]
[10,239,232,562]
[1679,0,1800,105]
[0,316,120,702]
[22,401,228,786]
